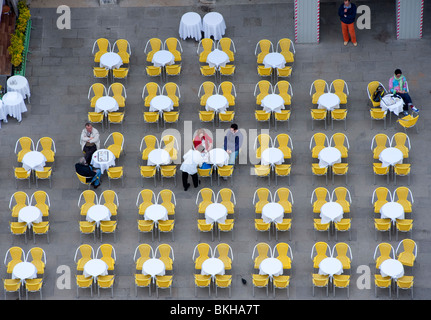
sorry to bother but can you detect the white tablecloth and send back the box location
[206,49,230,69]
[12,262,37,282]
[147,149,171,167]
[318,147,342,168]
[22,151,46,172]
[100,52,123,70]
[208,148,229,168]
[90,149,116,174]
[259,257,283,278]
[205,94,229,113]
[86,204,111,227]
[261,94,285,113]
[380,95,404,115]
[379,259,404,279]
[149,95,174,113]
[261,147,284,166]
[201,257,225,279]
[143,258,166,281]
[261,203,284,223]
[320,202,344,224]
[7,75,30,99]
[95,96,119,115]
[317,93,340,111]
[318,257,343,277]
[152,50,175,67]
[202,12,226,40]
[2,91,27,122]
[380,202,405,223]
[18,206,43,227]
[205,203,228,224]
[179,12,202,41]
[83,259,109,279]
[144,204,168,225]
[379,147,403,168]
[262,52,286,69]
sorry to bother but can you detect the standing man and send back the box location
[80,123,100,165]
[224,123,243,165]
[338,0,357,46]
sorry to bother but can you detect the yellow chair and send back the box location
[215,274,232,298]
[311,164,328,185]
[192,243,212,271]
[218,219,235,241]
[14,137,34,163]
[113,39,131,64]
[146,65,161,79]
[161,134,179,161]
[9,191,29,219]
[78,190,97,218]
[4,247,25,274]
[255,39,273,64]
[76,275,93,298]
[394,186,413,213]
[99,190,119,219]
[107,166,124,188]
[197,166,213,187]
[34,167,52,189]
[79,221,96,243]
[25,278,43,300]
[140,135,159,162]
[273,275,290,297]
[373,163,390,185]
[218,111,235,126]
[92,38,111,63]
[165,64,182,78]
[137,219,155,242]
[198,81,217,106]
[107,112,125,131]
[396,276,414,299]
[274,164,291,186]
[93,67,109,81]
[311,242,330,269]
[374,274,391,297]
[157,189,176,217]
[274,133,293,161]
[374,219,392,240]
[330,79,349,105]
[3,278,21,300]
[134,274,152,297]
[312,273,329,297]
[274,110,291,131]
[254,133,272,160]
[143,112,160,132]
[88,112,104,131]
[216,188,236,215]
[214,243,233,270]
[396,239,417,268]
[142,82,161,107]
[97,275,115,298]
[30,190,50,218]
[255,110,271,129]
[155,244,174,271]
[310,109,327,130]
[332,187,351,213]
[395,219,413,240]
[333,274,350,297]
[332,242,352,272]
[254,80,273,105]
[274,187,293,214]
[273,242,293,270]
[276,38,295,63]
[370,108,387,129]
[197,38,214,63]
[373,243,394,269]
[100,221,118,243]
[73,244,94,272]
[32,222,50,244]
[197,219,214,242]
[217,37,236,61]
[144,38,162,62]
[311,187,330,213]
[313,219,330,240]
[108,82,127,108]
[254,219,271,240]
[218,81,236,106]
[253,188,271,214]
[26,247,46,276]
[104,132,124,159]
[371,133,390,159]
[200,65,216,80]
[217,165,234,186]
[252,274,269,297]
[372,187,392,213]
[196,188,216,215]
[367,81,386,107]
[274,80,293,106]
[219,64,236,78]
[136,189,156,218]
[397,114,419,133]
[257,65,272,78]
[88,83,107,108]
[310,133,329,158]
[163,111,180,129]
[331,109,348,130]
[162,82,181,107]
[332,163,349,184]
[158,219,175,241]
[252,243,271,269]
[160,165,177,187]
[330,132,350,157]
[9,222,27,243]
[254,165,271,186]
[36,137,56,167]
[276,66,292,80]
[133,243,154,271]
[391,132,410,159]
[96,244,116,272]
[394,164,411,185]
[310,79,329,104]
[164,37,183,62]
[194,274,211,297]
[155,275,173,298]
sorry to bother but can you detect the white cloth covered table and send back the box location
[100,52,123,70]
[208,148,229,168]
[320,202,344,224]
[205,203,228,224]
[318,257,343,277]
[379,147,403,168]
[179,12,202,41]
[90,149,116,174]
[147,149,171,167]
[261,94,285,113]
[380,95,404,115]
[202,12,226,40]
[142,258,166,280]
[317,93,341,111]
[205,94,229,113]
[261,202,284,224]
[152,50,175,67]
[201,257,225,279]
[379,259,404,279]
[149,95,174,113]
[258,257,283,278]
[7,75,30,100]
[12,262,37,282]
[318,147,342,168]
[262,52,286,69]
[22,151,46,172]
[18,206,43,227]
[83,259,109,280]
[144,204,168,225]
[2,91,27,122]
[95,96,119,115]
[261,147,284,166]
[380,202,405,223]
[206,49,230,69]
[86,204,111,227]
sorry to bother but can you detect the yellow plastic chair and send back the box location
[92,38,110,63]
[196,188,216,215]
[330,132,349,159]
[218,81,236,106]
[276,38,295,63]
[163,111,180,129]
[26,247,46,276]
[164,37,183,62]
[311,164,328,186]
[331,109,348,130]
[274,80,293,106]
[197,166,213,187]
[310,79,329,104]
[216,165,233,186]
[332,187,351,213]
[257,65,272,78]
[197,38,214,63]
[394,164,411,185]
[252,188,271,214]
[396,276,414,299]
[162,82,180,107]
[216,188,236,215]
[160,134,179,161]
[99,189,119,219]
[25,278,43,300]
[107,166,124,188]
[97,275,115,298]
[367,81,386,107]
[88,83,107,108]
[370,108,387,129]
[373,243,394,269]
[198,81,217,106]
[144,38,162,62]
[372,187,392,213]
[78,190,97,218]
[134,274,152,297]
[30,190,50,218]
[276,66,292,80]
[374,219,392,240]
[160,165,177,187]
[107,112,125,131]
[254,80,273,105]
[155,244,174,271]
[4,247,25,274]
[200,65,216,80]
[274,110,291,131]
[252,243,271,269]
[143,112,160,131]
[332,163,349,184]
[214,243,233,270]
[142,82,161,107]
[96,244,116,271]
[199,111,215,129]
[273,242,293,270]
[219,65,236,78]
[395,219,413,240]
[312,273,329,297]
[215,274,232,298]
[371,133,390,159]
[254,165,271,186]
[313,219,330,240]
[157,189,176,216]
[79,221,96,243]
[255,39,273,64]
[217,37,236,61]
[330,79,349,105]
[254,219,271,240]
[274,133,293,161]
[32,222,50,244]
[397,114,419,133]
[76,275,93,298]
[3,278,21,300]
[311,187,330,214]
[165,64,182,78]
[136,189,157,218]
[100,221,118,243]
[310,133,329,159]
[194,274,211,297]
[274,164,291,186]
[108,82,127,108]
[391,132,411,159]
[332,242,352,273]
[197,219,214,242]
[274,187,293,214]
[140,135,159,163]
[9,191,29,219]
[113,39,131,64]
[158,219,175,241]
[87,112,104,131]
[310,109,327,130]
[273,275,290,297]
[146,66,162,79]
[396,239,417,268]
[255,110,271,129]
[73,244,94,272]
[311,241,330,269]
[373,163,390,185]
[35,137,56,168]
[254,133,273,160]
[374,274,391,297]
[14,137,34,163]
[104,132,124,159]
[394,186,413,213]
[252,274,269,297]
[333,274,350,297]
[192,243,212,271]
[93,67,109,81]
[155,275,173,298]
[217,219,235,241]
[137,219,155,242]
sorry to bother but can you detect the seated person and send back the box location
[75,157,101,189]
[193,128,213,153]
[389,69,419,116]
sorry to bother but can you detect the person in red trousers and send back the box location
[338,0,357,46]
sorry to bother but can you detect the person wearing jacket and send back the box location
[338,0,357,46]
[75,157,101,188]
[389,69,419,116]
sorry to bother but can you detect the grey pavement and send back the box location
[1,0,430,301]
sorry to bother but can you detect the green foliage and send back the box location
[8,1,31,68]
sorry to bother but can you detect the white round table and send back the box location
[144,204,168,225]
[261,202,284,224]
[22,151,46,172]
[208,148,229,168]
[142,258,166,280]
[18,206,43,226]
[380,202,405,223]
[83,259,109,280]
[205,94,229,113]
[318,257,343,277]
[147,149,171,167]
[379,147,403,168]
[380,95,404,115]
[259,257,283,278]
[152,50,175,67]
[7,75,30,100]
[318,147,342,168]
[179,12,202,41]
[149,95,174,113]
[201,257,225,279]
[2,91,27,122]
[202,12,226,40]
[320,202,344,224]
[205,203,228,224]
[317,93,341,111]
[95,96,119,115]
[86,204,111,227]
[261,94,285,113]
[379,259,404,279]
[12,262,37,282]
[261,147,284,166]
[206,49,230,69]
[262,52,286,69]
[90,149,116,174]
[100,52,123,70]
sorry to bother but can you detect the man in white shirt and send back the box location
[80,123,100,164]
[180,148,207,191]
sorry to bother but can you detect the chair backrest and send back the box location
[92,38,110,54]
[274,80,293,97]
[311,242,330,260]
[373,243,394,260]
[332,187,351,204]
[198,81,217,98]
[371,133,390,151]
[372,187,392,205]
[162,82,180,99]
[396,239,417,257]
[255,39,273,56]
[144,38,162,54]
[26,247,46,265]
[273,242,293,261]
[155,244,174,261]
[157,189,176,207]
[310,79,329,96]
[391,132,410,150]
[4,247,24,265]
[275,133,293,150]
[100,190,119,206]
[133,244,154,262]
[254,134,273,154]
[330,133,349,149]
[78,190,97,208]
[105,132,124,150]
[219,81,236,97]
[140,135,159,153]
[274,187,294,204]
[136,189,156,207]
[142,82,161,100]
[367,81,386,98]
[15,137,34,154]
[9,191,29,209]
[311,187,330,204]
[393,187,413,204]
[197,38,214,54]
[214,243,233,261]
[109,82,127,99]
[216,188,236,204]
[333,242,352,260]
[165,37,182,53]
[253,188,271,205]
[74,244,94,263]
[96,244,116,261]
[30,190,50,207]
[252,242,271,260]
[330,79,349,95]
[254,80,273,97]
[310,133,329,150]
[113,39,131,54]
[193,243,212,261]
[36,137,56,154]
[277,38,295,54]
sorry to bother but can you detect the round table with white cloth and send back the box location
[261,147,284,166]
[205,203,228,224]
[318,257,343,277]
[144,204,168,225]
[259,257,283,278]
[262,52,286,69]
[261,94,285,113]
[142,258,166,280]
[379,202,405,223]
[379,147,403,168]
[95,96,119,115]
[147,149,171,167]
[261,202,284,224]
[86,204,111,227]
[201,257,225,279]
[179,12,202,41]
[12,262,37,282]
[206,49,230,69]
[202,12,226,41]
[318,147,342,168]
[379,258,404,280]
[320,202,344,224]
[18,206,43,226]
[205,94,229,113]
[149,95,174,113]
[317,93,341,111]
[380,95,404,115]
[1,91,27,122]
[7,75,30,100]
[22,151,47,172]
[100,52,123,70]
[83,259,109,279]
[152,50,175,67]
[208,148,229,168]
[90,149,116,174]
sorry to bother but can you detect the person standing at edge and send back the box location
[338,0,357,46]
[224,123,243,165]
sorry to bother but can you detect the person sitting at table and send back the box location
[193,128,213,153]
[224,123,243,165]
[75,157,102,189]
[180,147,203,191]
[389,69,419,116]
[80,123,100,164]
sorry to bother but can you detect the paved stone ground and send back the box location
[1,0,430,301]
